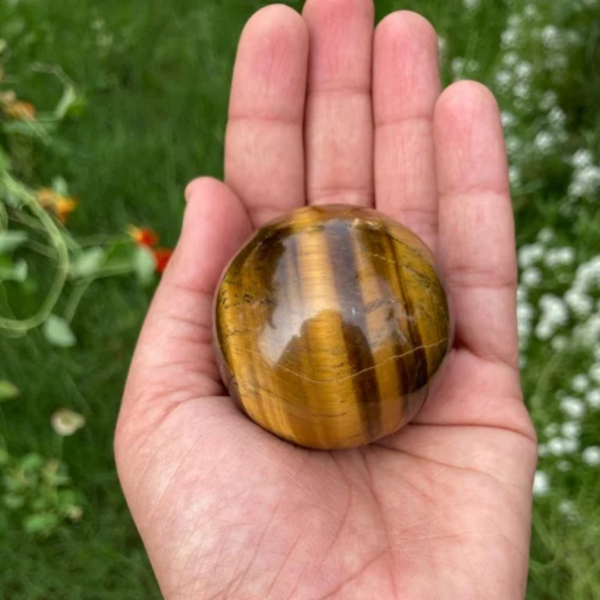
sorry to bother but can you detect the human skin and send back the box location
[115,1,538,599]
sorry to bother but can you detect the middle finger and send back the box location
[303,0,375,207]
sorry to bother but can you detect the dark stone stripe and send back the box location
[386,234,430,393]
[275,232,316,447]
[358,225,412,401]
[324,219,382,441]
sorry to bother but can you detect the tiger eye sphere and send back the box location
[214,205,450,450]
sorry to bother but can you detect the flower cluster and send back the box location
[35,188,78,223]
[517,225,600,505]
[128,226,173,274]
[463,0,600,210]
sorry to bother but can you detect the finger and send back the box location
[374,11,441,253]
[303,0,375,206]
[225,5,309,227]
[122,178,253,420]
[435,82,519,370]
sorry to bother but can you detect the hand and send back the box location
[116,2,537,599]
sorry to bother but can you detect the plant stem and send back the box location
[63,280,93,324]
[0,174,69,333]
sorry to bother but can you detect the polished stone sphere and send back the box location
[214,205,450,450]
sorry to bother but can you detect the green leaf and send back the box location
[0,231,28,254]
[3,121,38,137]
[71,247,105,278]
[1,187,23,209]
[0,147,10,174]
[51,176,69,196]
[0,380,19,402]
[3,120,57,140]
[19,453,44,472]
[23,513,59,535]
[43,315,76,348]
[0,202,7,230]
[0,257,28,282]
[54,85,83,119]
[134,245,156,287]
[3,494,25,510]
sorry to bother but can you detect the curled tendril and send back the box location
[0,174,69,333]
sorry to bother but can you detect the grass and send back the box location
[1,0,599,598]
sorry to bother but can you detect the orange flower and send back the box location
[35,188,78,223]
[4,100,36,120]
[152,248,172,274]
[128,226,159,247]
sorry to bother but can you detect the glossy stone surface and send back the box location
[214,205,450,450]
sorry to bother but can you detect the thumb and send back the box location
[120,178,253,425]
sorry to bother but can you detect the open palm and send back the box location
[116,2,537,599]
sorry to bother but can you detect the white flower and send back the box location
[451,57,465,77]
[534,131,554,153]
[557,461,573,472]
[537,444,548,457]
[551,335,568,351]
[565,290,593,317]
[582,446,600,466]
[539,91,558,111]
[563,438,579,453]
[548,438,569,455]
[590,363,600,384]
[524,5,539,20]
[548,107,566,128]
[572,375,590,393]
[539,295,569,326]
[533,471,550,496]
[507,15,521,30]
[575,315,600,347]
[51,409,86,436]
[496,70,512,89]
[560,397,586,419]
[522,267,542,287]
[438,36,447,58]
[501,29,518,49]
[66,505,84,521]
[516,62,533,80]
[509,166,521,186]
[466,59,480,73]
[501,111,516,128]
[541,25,561,49]
[544,423,559,438]
[561,422,581,439]
[579,165,600,186]
[545,247,576,268]
[517,302,534,321]
[505,136,522,156]
[503,51,519,67]
[585,389,600,408]
[571,149,594,168]
[557,499,578,520]
[463,0,481,9]
[535,320,555,340]
[514,82,530,100]
[518,244,544,268]
[537,228,555,244]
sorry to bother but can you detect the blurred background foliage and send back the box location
[1,0,599,598]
